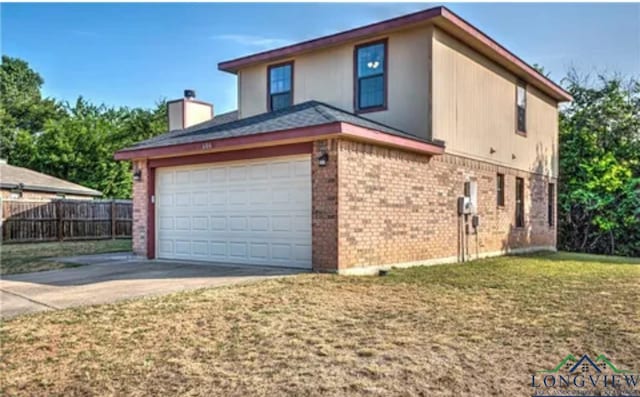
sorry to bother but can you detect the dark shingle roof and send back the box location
[0,161,102,197]
[122,101,431,152]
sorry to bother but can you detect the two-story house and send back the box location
[116,6,572,274]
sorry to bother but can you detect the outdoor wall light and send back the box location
[490,147,496,154]
[133,168,142,182]
[318,152,329,167]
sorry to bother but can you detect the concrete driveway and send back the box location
[0,253,305,319]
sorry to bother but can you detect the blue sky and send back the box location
[2,3,639,113]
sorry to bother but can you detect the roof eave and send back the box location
[114,122,444,161]
[436,8,572,102]
[0,183,102,197]
[218,6,443,74]
[217,6,572,103]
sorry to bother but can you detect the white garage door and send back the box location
[155,155,311,269]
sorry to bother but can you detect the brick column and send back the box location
[132,159,148,257]
[311,140,339,272]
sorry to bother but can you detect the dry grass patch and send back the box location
[1,252,639,396]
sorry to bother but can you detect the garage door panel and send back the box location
[210,216,227,230]
[191,169,208,183]
[229,216,247,231]
[250,243,269,259]
[192,191,209,206]
[192,216,208,230]
[250,216,269,231]
[175,216,190,230]
[210,190,226,206]
[175,170,190,184]
[175,193,190,206]
[158,239,174,254]
[192,241,209,256]
[229,242,248,258]
[293,244,312,262]
[159,216,174,230]
[228,165,248,180]
[210,241,227,257]
[156,155,311,268]
[175,240,191,255]
[209,168,227,183]
[228,189,248,206]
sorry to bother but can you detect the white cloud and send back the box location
[211,34,291,50]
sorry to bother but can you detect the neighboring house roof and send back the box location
[0,161,102,197]
[115,101,445,159]
[218,6,572,102]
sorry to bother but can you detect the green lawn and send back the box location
[0,239,132,275]
[1,252,638,396]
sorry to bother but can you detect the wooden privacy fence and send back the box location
[1,199,133,243]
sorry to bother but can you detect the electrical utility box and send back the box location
[461,179,478,214]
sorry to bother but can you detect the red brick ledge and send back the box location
[114,121,444,161]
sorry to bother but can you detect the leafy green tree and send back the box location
[0,55,64,159]
[2,55,168,199]
[23,98,167,198]
[558,74,640,256]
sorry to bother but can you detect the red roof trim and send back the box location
[219,7,440,73]
[114,122,444,161]
[147,143,312,169]
[217,6,571,102]
[340,123,445,155]
[114,122,342,160]
[439,8,571,102]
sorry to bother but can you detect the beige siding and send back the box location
[431,28,559,176]
[184,101,213,128]
[168,100,213,130]
[238,26,433,140]
[238,65,267,118]
[168,101,184,131]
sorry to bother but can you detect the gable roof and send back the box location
[569,355,602,374]
[115,101,445,160]
[218,6,572,102]
[0,161,102,197]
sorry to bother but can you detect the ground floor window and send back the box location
[515,177,524,227]
[496,173,505,207]
[548,183,555,226]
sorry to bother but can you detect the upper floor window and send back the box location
[516,81,527,134]
[355,40,387,112]
[268,62,293,111]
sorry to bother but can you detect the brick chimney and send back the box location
[167,90,214,131]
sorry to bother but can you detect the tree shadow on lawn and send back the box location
[514,251,640,266]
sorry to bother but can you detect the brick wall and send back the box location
[128,139,556,270]
[131,159,148,257]
[331,139,556,271]
[311,140,339,271]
